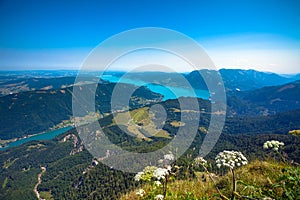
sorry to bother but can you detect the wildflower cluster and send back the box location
[134,166,157,182]
[215,150,248,169]
[134,152,175,199]
[263,140,284,151]
[134,171,144,181]
[164,153,175,161]
[153,168,169,180]
[158,151,175,167]
[193,156,207,167]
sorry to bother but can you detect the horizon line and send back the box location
[0,68,299,75]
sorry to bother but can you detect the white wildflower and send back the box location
[134,166,157,182]
[263,140,284,151]
[164,153,174,161]
[155,194,164,200]
[134,171,144,181]
[166,165,172,171]
[193,156,207,166]
[215,150,248,169]
[153,167,169,180]
[154,180,162,186]
[136,188,145,197]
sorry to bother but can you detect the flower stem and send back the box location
[276,151,286,163]
[203,165,228,199]
[163,174,168,198]
[231,168,236,200]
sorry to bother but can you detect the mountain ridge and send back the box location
[227,79,300,116]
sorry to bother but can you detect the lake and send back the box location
[1,75,209,150]
[101,75,210,100]
[0,126,72,151]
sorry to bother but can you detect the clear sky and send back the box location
[0,0,299,73]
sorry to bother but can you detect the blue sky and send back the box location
[0,0,300,73]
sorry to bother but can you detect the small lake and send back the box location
[101,75,210,100]
[0,126,72,151]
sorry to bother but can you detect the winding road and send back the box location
[34,166,46,200]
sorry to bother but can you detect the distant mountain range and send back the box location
[186,69,300,92]
[1,69,299,97]
[0,77,76,96]
[227,79,300,116]
[219,69,299,91]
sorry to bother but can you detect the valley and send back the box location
[0,69,300,200]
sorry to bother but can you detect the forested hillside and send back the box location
[0,82,162,140]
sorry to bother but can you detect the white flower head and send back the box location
[153,167,169,180]
[158,159,164,164]
[263,140,284,151]
[164,153,174,161]
[154,180,162,186]
[194,156,207,166]
[134,171,144,181]
[215,150,248,169]
[166,165,172,171]
[136,188,146,197]
[158,152,175,167]
[134,166,157,182]
[155,194,164,200]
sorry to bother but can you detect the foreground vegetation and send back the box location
[122,160,299,200]
[121,143,300,200]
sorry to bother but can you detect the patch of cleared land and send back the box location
[113,107,170,141]
[170,121,185,127]
[3,158,19,169]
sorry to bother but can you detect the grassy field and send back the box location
[113,107,171,141]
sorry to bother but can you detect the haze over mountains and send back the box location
[1,69,299,96]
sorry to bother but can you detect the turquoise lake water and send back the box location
[0,126,72,151]
[1,75,209,150]
[101,75,210,100]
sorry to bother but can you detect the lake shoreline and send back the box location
[0,126,73,150]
